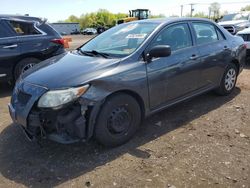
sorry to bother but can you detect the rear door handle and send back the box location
[189,54,198,60]
[224,46,229,50]
[3,44,18,49]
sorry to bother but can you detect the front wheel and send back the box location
[94,93,141,147]
[215,63,238,96]
[14,58,40,80]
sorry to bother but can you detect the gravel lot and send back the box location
[0,36,249,188]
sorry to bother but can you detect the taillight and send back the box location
[244,43,248,49]
[51,38,65,46]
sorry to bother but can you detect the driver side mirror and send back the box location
[146,45,171,62]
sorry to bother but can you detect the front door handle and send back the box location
[189,54,198,60]
[3,44,18,49]
[223,46,229,50]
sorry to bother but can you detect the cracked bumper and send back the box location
[9,81,97,144]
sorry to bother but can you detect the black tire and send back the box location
[215,63,238,96]
[94,93,141,147]
[14,58,40,80]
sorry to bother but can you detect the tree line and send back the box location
[62,9,165,29]
[63,4,250,29]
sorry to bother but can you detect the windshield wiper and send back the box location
[78,49,110,58]
[77,49,94,57]
[87,50,110,58]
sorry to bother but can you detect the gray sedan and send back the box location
[9,18,246,147]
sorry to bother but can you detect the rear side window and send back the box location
[9,21,41,36]
[193,22,220,45]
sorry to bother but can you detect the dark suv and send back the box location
[0,15,65,82]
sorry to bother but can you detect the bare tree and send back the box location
[241,5,250,11]
[209,2,221,20]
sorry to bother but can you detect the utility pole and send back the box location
[180,5,183,17]
[190,3,194,17]
[208,7,211,19]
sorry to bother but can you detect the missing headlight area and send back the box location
[25,100,91,144]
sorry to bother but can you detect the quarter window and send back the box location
[151,23,192,51]
[193,22,219,45]
[9,21,41,36]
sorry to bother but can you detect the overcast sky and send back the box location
[1,0,250,22]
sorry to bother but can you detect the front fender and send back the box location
[79,60,150,139]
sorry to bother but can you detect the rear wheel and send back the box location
[94,93,141,147]
[14,58,40,80]
[215,63,238,95]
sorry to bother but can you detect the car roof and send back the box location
[0,14,44,23]
[132,17,215,24]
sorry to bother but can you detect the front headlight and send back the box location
[235,24,248,31]
[38,85,89,108]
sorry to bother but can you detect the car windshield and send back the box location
[221,13,249,21]
[80,22,158,58]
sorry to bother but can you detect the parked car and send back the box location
[82,28,97,35]
[60,32,67,36]
[70,29,80,35]
[97,26,109,34]
[218,12,250,35]
[237,28,250,59]
[0,15,65,82]
[9,18,246,147]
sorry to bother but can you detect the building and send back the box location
[51,22,80,35]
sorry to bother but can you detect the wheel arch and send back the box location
[86,89,146,140]
[91,89,145,146]
[231,59,240,75]
[104,89,146,119]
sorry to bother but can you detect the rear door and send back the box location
[191,22,231,88]
[7,20,48,57]
[0,20,20,80]
[146,22,201,109]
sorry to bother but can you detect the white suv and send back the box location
[237,28,250,58]
[219,12,250,35]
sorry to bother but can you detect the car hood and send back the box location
[218,20,248,26]
[22,51,121,89]
[237,27,250,34]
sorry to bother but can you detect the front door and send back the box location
[146,22,201,109]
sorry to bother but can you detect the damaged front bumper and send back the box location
[9,81,101,144]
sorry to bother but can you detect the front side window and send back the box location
[193,22,219,45]
[9,21,41,36]
[150,23,192,51]
[80,22,158,57]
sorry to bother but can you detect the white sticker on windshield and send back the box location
[126,34,147,39]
